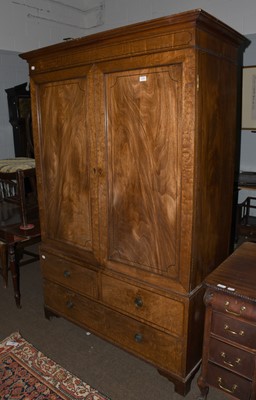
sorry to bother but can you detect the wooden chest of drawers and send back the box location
[198,242,256,399]
[40,248,192,375]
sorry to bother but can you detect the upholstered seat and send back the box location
[0,157,35,173]
[0,157,36,201]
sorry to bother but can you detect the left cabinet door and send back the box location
[31,72,100,264]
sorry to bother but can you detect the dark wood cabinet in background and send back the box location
[21,9,248,395]
[5,83,33,158]
[198,242,256,399]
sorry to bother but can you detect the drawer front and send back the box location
[206,363,252,400]
[41,251,98,298]
[44,281,183,375]
[209,291,256,322]
[209,337,254,379]
[101,274,184,336]
[212,312,256,349]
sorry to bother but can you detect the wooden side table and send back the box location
[198,242,256,400]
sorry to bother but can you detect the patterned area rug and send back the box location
[0,332,111,399]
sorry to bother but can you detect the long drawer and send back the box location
[44,280,184,375]
[211,312,256,349]
[209,337,254,379]
[101,274,185,336]
[206,362,252,400]
[209,291,256,322]
[40,251,98,298]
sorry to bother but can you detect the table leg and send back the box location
[8,244,21,308]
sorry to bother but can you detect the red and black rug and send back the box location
[0,332,110,399]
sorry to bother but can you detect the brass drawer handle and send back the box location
[134,296,143,308]
[224,324,244,336]
[220,352,241,368]
[63,270,71,278]
[225,301,246,316]
[218,377,238,394]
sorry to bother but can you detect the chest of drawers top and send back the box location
[205,242,256,303]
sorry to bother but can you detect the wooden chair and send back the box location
[236,196,256,244]
[0,157,37,229]
[0,158,41,306]
[0,204,40,307]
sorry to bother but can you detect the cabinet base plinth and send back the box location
[158,366,199,397]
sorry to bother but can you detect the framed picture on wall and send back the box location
[242,65,256,130]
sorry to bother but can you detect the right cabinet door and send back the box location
[104,64,183,280]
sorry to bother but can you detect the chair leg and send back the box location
[0,241,8,288]
[8,244,21,308]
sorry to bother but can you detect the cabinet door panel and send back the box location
[37,79,94,252]
[106,65,181,274]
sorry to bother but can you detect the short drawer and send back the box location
[211,312,256,349]
[209,337,254,379]
[101,274,184,336]
[40,251,98,298]
[44,280,183,375]
[209,291,256,322]
[206,363,252,400]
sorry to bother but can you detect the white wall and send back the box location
[0,0,105,52]
[240,34,256,172]
[238,33,256,204]
[0,50,29,158]
[0,0,256,53]
[101,0,256,38]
